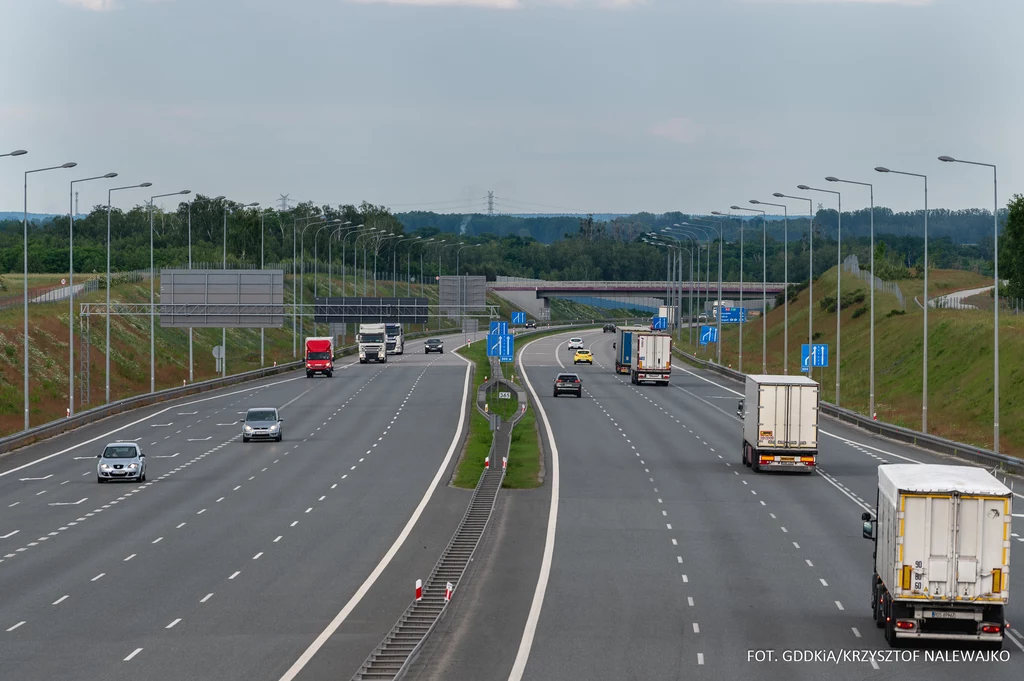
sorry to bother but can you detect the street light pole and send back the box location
[773,193,814,377]
[680,221,724,364]
[68,172,117,414]
[827,177,874,417]
[876,166,928,431]
[150,190,192,393]
[751,201,790,374]
[106,182,152,404]
[939,155,1000,453]
[712,210,742,369]
[798,184,841,404]
[24,161,77,429]
[732,206,767,373]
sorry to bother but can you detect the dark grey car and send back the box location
[424,338,444,354]
[553,373,582,398]
[241,407,283,442]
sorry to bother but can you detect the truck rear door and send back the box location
[758,384,782,448]
[788,385,817,448]
[621,332,633,365]
[953,494,1010,601]
[899,492,956,600]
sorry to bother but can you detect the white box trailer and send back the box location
[863,464,1011,649]
[632,333,671,386]
[740,375,818,473]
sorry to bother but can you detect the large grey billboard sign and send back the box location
[159,269,285,328]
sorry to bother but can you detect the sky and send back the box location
[1,0,1021,217]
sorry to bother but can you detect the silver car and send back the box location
[97,442,146,483]
[241,407,283,443]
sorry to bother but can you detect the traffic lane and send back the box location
[0,368,361,549]
[610,357,1024,671]
[103,362,475,681]
[0,328,473,478]
[516,354,694,681]
[0,358,436,681]
[404,488,550,681]
[0,363,381,626]
[569,367,877,681]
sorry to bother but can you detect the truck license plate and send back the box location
[926,611,957,619]
[781,457,795,461]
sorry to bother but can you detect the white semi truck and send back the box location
[385,323,404,355]
[862,464,1011,649]
[632,333,671,386]
[739,375,818,473]
[357,323,388,364]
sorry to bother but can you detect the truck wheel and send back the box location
[306,371,313,378]
[326,371,333,378]
[980,639,1004,652]
[752,456,761,473]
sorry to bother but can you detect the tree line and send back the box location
[0,197,1010,286]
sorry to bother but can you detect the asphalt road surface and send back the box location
[412,329,1024,681]
[0,333,482,681]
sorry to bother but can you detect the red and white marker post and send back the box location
[502,456,507,470]
[445,582,453,602]
[484,456,489,470]
[415,579,422,602]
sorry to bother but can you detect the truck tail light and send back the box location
[800,456,815,463]
[895,620,916,630]
[901,566,913,590]
[992,568,1002,593]
[759,456,772,463]
[981,624,1002,634]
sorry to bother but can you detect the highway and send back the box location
[411,328,1023,681]
[0,333,481,681]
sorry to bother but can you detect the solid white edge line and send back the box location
[276,337,476,681]
[507,333,564,681]
[0,374,307,478]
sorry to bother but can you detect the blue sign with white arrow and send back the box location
[487,333,514,358]
[511,311,526,325]
[489,321,508,335]
[699,325,719,345]
[801,343,829,371]
[652,316,668,330]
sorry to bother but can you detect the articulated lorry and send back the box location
[862,464,1011,649]
[739,375,818,472]
[613,325,648,375]
[304,337,334,378]
[357,323,388,364]
[385,323,405,355]
[632,332,671,386]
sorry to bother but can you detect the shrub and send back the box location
[852,306,868,319]
[885,309,906,318]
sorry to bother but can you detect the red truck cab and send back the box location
[304,337,334,378]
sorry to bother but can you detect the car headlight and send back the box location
[269,424,279,432]
[244,425,253,432]
[99,463,111,471]
[127,463,138,470]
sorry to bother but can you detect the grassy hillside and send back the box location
[682,267,1021,456]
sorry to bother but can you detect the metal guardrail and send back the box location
[489,279,787,292]
[673,348,1024,479]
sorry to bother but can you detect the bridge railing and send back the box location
[488,279,787,291]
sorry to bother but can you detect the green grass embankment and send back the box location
[674,266,1023,456]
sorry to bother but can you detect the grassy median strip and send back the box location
[453,326,598,490]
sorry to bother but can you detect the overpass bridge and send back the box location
[488,277,786,320]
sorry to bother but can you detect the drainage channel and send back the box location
[351,439,509,679]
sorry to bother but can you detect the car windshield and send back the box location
[246,410,277,422]
[570,338,582,343]
[103,446,137,459]
[307,351,331,360]
[578,350,591,354]
[362,333,385,343]
[427,339,441,344]
[557,374,579,382]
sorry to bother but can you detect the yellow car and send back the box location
[573,349,593,365]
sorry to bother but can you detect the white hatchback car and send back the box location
[567,337,585,350]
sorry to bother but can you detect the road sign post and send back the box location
[699,325,719,345]
[489,321,508,335]
[511,311,526,325]
[801,343,828,372]
[652,316,668,330]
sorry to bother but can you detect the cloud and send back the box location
[649,117,704,144]
[739,0,932,5]
[347,0,647,8]
[59,0,118,10]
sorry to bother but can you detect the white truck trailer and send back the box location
[632,333,671,386]
[739,375,818,473]
[862,464,1011,649]
[357,323,388,364]
[385,323,405,355]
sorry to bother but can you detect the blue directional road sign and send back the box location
[719,307,748,324]
[487,333,514,358]
[801,343,829,371]
[489,321,508,335]
[652,316,668,330]
[511,311,526,325]
[699,325,719,345]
